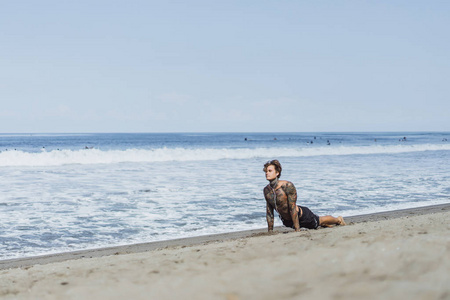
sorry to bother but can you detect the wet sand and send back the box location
[1,203,449,299]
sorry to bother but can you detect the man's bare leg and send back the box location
[319,215,346,227]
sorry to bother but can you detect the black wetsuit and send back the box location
[281,205,320,229]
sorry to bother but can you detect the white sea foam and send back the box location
[1,135,449,260]
[1,144,449,167]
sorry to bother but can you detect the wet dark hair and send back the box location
[263,160,282,178]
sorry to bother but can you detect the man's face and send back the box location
[265,165,279,181]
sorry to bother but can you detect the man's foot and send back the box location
[338,216,346,226]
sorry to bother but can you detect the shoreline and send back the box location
[2,202,449,270]
[1,202,449,299]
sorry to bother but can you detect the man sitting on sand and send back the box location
[263,160,346,232]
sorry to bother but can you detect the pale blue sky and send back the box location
[1,1,449,132]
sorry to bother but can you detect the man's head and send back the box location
[263,160,282,181]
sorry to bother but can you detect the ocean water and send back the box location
[1,132,449,260]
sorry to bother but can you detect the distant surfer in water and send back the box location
[263,160,346,232]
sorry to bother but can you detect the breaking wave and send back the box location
[1,144,449,167]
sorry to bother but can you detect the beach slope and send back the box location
[1,205,449,300]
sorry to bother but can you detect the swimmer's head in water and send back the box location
[263,160,282,178]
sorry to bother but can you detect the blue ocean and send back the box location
[1,132,449,260]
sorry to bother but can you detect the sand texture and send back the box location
[1,205,449,300]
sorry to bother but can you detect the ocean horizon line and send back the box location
[1,130,450,135]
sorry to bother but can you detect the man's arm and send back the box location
[266,202,275,232]
[264,187,275,232]
[284,182,300,231]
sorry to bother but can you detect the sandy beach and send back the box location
[1,204,449,300]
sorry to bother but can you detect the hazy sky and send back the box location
[1,1,449,133]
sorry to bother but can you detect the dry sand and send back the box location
[1,204,449,300]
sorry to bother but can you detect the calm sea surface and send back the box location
[1,132,449,260]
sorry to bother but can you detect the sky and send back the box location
[1,1,449,133]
